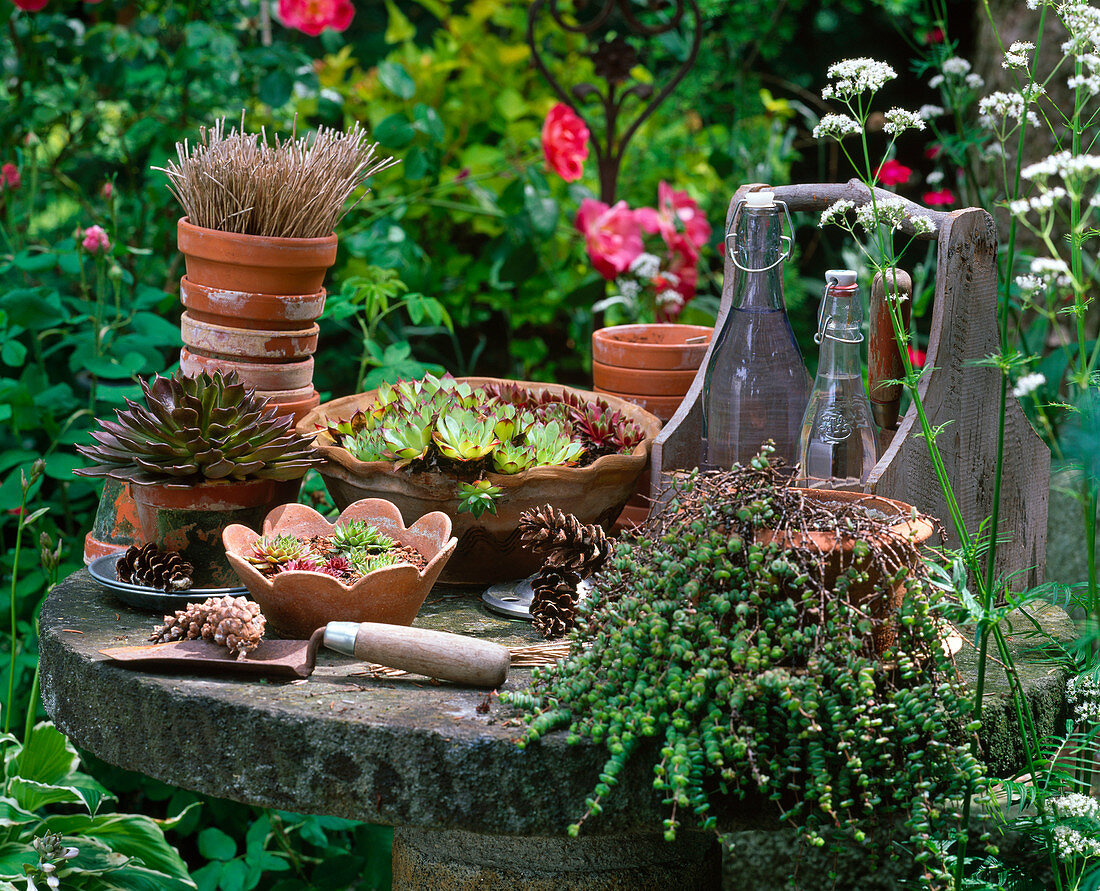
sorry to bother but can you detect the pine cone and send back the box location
[149,596,265,659]
[519,504,611,576]
[117,543,194,591]
[530,566,581,639]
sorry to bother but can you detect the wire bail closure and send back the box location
[725,196,795,273]
[815,275,864,345]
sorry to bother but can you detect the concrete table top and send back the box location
[38,571,1075,837]
[39,570,677,835]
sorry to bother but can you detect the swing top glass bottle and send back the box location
[701,191,810,470]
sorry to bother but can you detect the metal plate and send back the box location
[481,575,591,621]
[88,554,248,612]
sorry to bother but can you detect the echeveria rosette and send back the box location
[76,371,322,485]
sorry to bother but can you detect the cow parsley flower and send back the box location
[942,56,972,75]
[855,196,908,233]
[1004,40,1035,68]
[926,170,945,186]
[966,72,986,90]
[918,104,945,120]
[820,200,855,227]
[813,114,861,139]
[1012,372,1047,398]
[1052,824,1100,861]
[883,108,926,134]
[1067,673,1100,723]
[821,58,897,99]
[629,252,662,280]
[978,91,1041,129]
[912,216,937,237]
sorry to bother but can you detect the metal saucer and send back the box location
[87,554,248,612]
[481,574,591,621]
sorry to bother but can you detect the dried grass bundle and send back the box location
[155,118,398,239]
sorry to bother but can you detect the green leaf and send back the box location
[192,861,223,891]
[378,61,416,100]
[0,841,35,880]
[244,814,269,856]
[0,290,64,330]
[495,88,528,122]
[11,723,80,787]
[0,341,26,368]
[84,352,146,379]
[0,794,41,827]
[41,813,192,882]
[523,184,559,237]
[198,827,237,862]
[259,70,294,108]
[383,0,415,43]
[412,104,445,142]
[219,858,248,891]
[404,146,431,180]
[6,777,88,812]
[11,250,56,272]
[129,312,183,347]
[255,851,290,872]
[44,452,85,481]
[374,113,416,149]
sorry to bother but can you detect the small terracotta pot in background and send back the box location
[592,324,712,531]
[180,277,326,332]
[177,218,337,295]
[83,478,143,563]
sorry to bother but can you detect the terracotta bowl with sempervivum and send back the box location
[75,370,321,587]
[297,374,662,586]
[223,499,457,638]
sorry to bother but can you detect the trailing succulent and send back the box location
[504,447,987,886]
[76,370,320,485]
[322,373,645,478]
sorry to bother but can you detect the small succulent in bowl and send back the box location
[223,499,457,638]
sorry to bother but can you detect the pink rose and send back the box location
[81,225,111,254]
[1,164,21,191]
[277,0,354,36]
[875,160,912,186]
[635,182,711,252]
[575,199,642,280]
[541,103,589,183]
[922,188,956,207]
[908,347,927,368]
[13,0,49,10]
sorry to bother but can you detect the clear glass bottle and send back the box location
[796,270,879,490]
[701,191,810,470]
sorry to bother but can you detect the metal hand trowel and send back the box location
[99,621,511,687]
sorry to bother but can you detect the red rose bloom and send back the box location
[922,189,956,207]
[875,160,912,186]
[541,103,589,183]
[278,0,354,36]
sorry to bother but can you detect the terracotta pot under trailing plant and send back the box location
[223,499,457,638]
[75,370,321,587]
[592,323,712,529]
[297,374,661,586]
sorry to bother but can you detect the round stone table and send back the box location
[39,571,1075,890]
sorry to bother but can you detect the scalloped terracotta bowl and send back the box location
[297,377,663,586]
[223,499,457,638]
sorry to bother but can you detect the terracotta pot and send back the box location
[593,324,712,532]
[83,477,143,563]
[180,349,315,392]
[223,499,457,638]
[760,488,937,653]
[180,313,319,362]
[179,277,326,332]
[297,378,662,586]
[262,389,321,425]
[177,218,337,295]
[128,477,301,587]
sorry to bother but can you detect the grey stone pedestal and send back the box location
[37,572,1075,889]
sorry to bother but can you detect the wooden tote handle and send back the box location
[324,622,510,687]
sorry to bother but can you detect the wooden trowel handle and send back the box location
[869,270,913,432]
[324,622,510,688]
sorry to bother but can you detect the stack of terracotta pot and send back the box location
[176,218,337,423]
[592,323,713,530]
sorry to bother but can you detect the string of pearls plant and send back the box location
[504,447,990,886]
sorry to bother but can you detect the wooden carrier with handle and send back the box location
[650,181,1050,587]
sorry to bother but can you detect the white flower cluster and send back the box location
[1061,1,1100,58]
[918,104,945,120]
[656,289,684,311]
[883,108,926,135]
[912,215,937,236]
[1054,792,1100,820]
[926,170,945,185]
[1008,187,1068,215]
[856,197,908,233]
[820,200,855,227]
[1023,151,1100,184]
[1015,273,1045,295]
[1031,256,1072,286]
[813,113,861,140]
[1066,672,1100,723]
[978,91,1041,129]
[1003,41,1035,69]
[1012,372,1047,398]
[1053,824,1100,861]
[942,56,971,75]
[615,278,641,301]
[822,58,897,99]
[628,252,661,280]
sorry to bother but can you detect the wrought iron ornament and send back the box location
[527,0,701,203]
